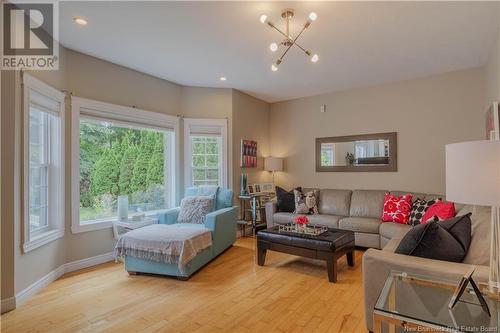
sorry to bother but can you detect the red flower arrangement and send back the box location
[294,215,309,225]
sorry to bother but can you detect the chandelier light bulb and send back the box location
[260,15,268,24]
[308,12,317,21]
[271,64,279,72]
[311,54,319,63]
[269,42,278,52]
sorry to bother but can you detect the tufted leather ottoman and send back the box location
[257,226,355,282]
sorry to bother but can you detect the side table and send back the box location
[237,193,272,236]
[374,270,498,333]
[112,217,158,240]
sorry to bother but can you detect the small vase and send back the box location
[117,195,129,221]
[240,173,248,196]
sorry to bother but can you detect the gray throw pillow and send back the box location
[177,196,214,224]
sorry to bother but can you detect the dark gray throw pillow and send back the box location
[276,186,301,213]
[395,214,472,263]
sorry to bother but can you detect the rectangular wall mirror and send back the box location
[316,132,397,172]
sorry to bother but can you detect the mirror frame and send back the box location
[315,132,397,172]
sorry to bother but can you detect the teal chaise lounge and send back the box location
[124,187,237,279]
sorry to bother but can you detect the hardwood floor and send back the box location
[1,237,367,333]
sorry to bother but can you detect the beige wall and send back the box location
[485,3,500,107]
[270,68,485,194]
[1,46,270,302]
[232,90,272,193]
[1,70,17,306]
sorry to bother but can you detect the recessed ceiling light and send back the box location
[74,17,88,26]
[219,77,227,81]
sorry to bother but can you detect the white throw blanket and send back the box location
[114,224,212,273]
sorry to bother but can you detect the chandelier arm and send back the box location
[277,41,294,63]
[269,22,311,56]
[289,25,310,55]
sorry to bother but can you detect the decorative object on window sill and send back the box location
[446,140,500,299]
[241,139,257,168]
[264,156,283,185]
[240,173,248,196]
[259,9,319,71]
[118,195,129,221]
[448,266,490,316]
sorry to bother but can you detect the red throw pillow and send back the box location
[381,193,413,224]
[421,201,456,224]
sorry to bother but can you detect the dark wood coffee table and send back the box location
[256,226,355,283]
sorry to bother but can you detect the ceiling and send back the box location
[59,1,499,103]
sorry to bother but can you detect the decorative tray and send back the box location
[278,223,328,236]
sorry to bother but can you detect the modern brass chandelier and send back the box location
[260,9,318,71]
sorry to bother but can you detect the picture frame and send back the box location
[247,185,254,194]
[241,139,257,168]
[260,183,274,193]
[254,184,261,193]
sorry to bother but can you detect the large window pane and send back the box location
[29,108,49,232]
[191,136,221,186]
[79,119,170,223]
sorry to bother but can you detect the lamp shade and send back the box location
[264,157,283,172]
[446,140,500,206]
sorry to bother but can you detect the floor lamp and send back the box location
[264,157,283,186]
[446,140,500,298]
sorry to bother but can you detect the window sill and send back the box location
[72,211,163,234]
[71,220,112,234]
[23,228,64,253]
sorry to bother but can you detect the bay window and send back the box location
[23,75,65,252]
[71,97,178,233]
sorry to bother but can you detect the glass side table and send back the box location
[373,271,499,333]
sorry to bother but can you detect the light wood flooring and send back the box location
[1,237,367,333]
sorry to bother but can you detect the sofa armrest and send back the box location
[204,207,238,256]
[362,249,489,332]
[265,201,277,228]
[156,207,180,225]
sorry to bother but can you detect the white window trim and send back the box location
[183,118,228,189]
[71,96,180,234]
[23,74,65,253]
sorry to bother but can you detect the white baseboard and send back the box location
[14,252,114,308]
[64,252,114,273]
[16,265,66,305]
[1,297,16,314]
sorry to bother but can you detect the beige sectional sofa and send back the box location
[265,188,444,249]
[264,188,491,332]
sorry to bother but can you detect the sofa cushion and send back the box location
[395,216,471,262]
[276,186,300,213]
[294,189,320,214]
[381,193,413,224]
[349,190,387,218]
[273,212,296,224]
[408,198,439,226]
[318,189,352,216]
[273,213,342,228]
[338,217,381,234]
[462,205,491,265]
[379,222,411,240]
[421,201,455,224]
[307,214,343,228]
